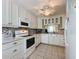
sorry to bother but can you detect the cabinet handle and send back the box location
[13,49,17,53]
[13,42,17,44]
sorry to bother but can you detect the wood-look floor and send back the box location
[27,44,65,59]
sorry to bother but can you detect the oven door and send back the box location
[26,37,35,49]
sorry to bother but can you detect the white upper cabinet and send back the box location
[44,19,48,25]
[30,16,37,28]
[37,15,65,29]
[2,0,12,27]
[11,0,19,27]
[37,18,42,29]
[18,6,27,18]
[2,0,19,27]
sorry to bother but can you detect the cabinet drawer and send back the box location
[12,45,24,55]
[2,40,24,50]
[2,44,24,59]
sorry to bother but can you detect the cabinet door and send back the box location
[2,0,8,27]
[37,19,42,29]
[2,48,12,59]
[2,0,12,27]
[35,34,41,46]
[57,35,65,46]
[48,34,64,46]
[44,19,48,25]
[42,19,44,28]
[48,19,51,24]
[48,34,57,45]
[62,17,65,29]
[55,18,59,24]
[59,17,62,28]
[52,18,54,24]
[18,6,27,18]
[38,34,41,44]
[11,0,19,27]
[31,17,37,28]
[37,34,41,45]
[41,34,48,44]
[11,53,23,59]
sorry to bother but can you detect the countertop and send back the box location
[2,32,63,45]
[2,35,35,45]
[36,32,64,35]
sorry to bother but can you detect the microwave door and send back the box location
[21,22,29,27]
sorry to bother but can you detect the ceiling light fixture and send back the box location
[34,0,56,16]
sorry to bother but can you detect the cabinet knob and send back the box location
[13,42,17,44]
[13,49,17,53]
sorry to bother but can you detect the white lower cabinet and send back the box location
[35,34,41,46]
[2,40,24,59]
[3,45,24,59]
[48,34,56,45]
[41,34,65,46]
[41,34,49,44]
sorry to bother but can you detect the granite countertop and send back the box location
[2,35,35,45]
[36,32,64,35]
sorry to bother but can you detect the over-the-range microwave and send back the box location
[18,18,30,28]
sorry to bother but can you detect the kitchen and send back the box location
[2,0,76,59]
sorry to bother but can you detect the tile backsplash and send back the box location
[2,27,48,38]
[2,27,15,38]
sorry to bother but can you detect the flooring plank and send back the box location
[27,44,65,59]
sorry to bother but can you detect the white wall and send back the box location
[65,0,76,59]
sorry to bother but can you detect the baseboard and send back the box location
[40,43,65,48]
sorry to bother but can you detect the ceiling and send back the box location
[16,0,66,16]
